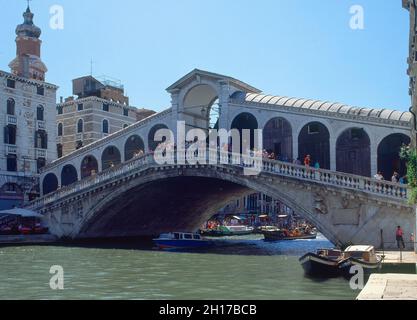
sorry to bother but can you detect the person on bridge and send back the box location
[391,172,400,184]
[396,226,405,249]
[374,172,384,181]
[304,155,311,167]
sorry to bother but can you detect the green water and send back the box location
[0,236,367,300]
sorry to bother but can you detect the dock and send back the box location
[357,274,417,300]
[0,234,58,245]
[378,251,417,264]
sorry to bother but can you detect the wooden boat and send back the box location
[299,249,345,278]
[200,225,254,237]
[262,228,317,241]
[338,245,383,278]
[153,232,214,250]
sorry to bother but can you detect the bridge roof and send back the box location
[166,69,262,94]
[244,93,413,123]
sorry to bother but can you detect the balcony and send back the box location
[37,121,46,131]
[35,148,47,159]
[5,145,17,155]
[6,115,17,125]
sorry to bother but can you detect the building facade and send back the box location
[57,76,155,157]
[0,6,57,208]
[404,0,417,146]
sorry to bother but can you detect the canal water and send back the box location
[0,234,411,300]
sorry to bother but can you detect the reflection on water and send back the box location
[0,234,397,300]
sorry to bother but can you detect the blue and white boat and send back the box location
[153,232,215,250]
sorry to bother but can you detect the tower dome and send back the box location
[15,6,41,38]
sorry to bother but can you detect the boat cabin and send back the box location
[342,245,378,263]
[159,232,203,241]
[317,249,343,260]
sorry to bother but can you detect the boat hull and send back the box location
[154,239,214,250]
[299,253,341,278]
[263,233,317,241]
[338,258,382,279]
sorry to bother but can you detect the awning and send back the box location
[0,208,43,218]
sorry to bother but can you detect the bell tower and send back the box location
[8,4,47,81]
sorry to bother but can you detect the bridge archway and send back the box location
[378,133,411,180]
[61,165,78,187]
[182,84,219,132]
[231,112,259,151]
[81,155,99,179]
[102,146,121,170]
[336,128,371,177]
[125,135,145,161]
[263,117,293,161]
[78,173,339,245]
[298,122,330,168]
[42,173,58,195]
[148,124,169,152]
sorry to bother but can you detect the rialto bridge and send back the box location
[30,69,415,249]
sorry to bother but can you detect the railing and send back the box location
[6,115,17,125]
[28,149,410,210]
[6,145,17,155]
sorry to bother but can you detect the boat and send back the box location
[153,232,215,250]
[262,228,317,241]
[299,249,345,278]
[338,245,383,278]
[200,225,254,237]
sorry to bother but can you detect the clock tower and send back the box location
[8,5,47,81]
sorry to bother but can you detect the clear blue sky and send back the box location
[0,0,411,112]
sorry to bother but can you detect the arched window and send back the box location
[37,105,44,121]
[7,98,15,116]
[77,119,83,133]
[103,120,109,134]
[57,123,63,136]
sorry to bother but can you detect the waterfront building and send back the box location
[404,0,417,145]
[0,6,57,208]
[57,75,155,157]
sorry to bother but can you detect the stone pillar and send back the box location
[292,135,299,162]
[370,142,378,177]
[218,81,230,131]
[329,137,337,171]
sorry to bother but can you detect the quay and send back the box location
[378,251,417,265]
[357,274,417,300]
[0,235,58,246]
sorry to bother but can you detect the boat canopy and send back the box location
[344,245,375,253]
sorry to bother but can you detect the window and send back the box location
[37,105,44,121]
[77,119,83,133]
[4,125,17,145]
[123,108,129,116]
[103,103,109,112]
[57,144,63,158]
[4,183,20,193]
[57,123,63,136]
[78,103,84,111]
[76,141,83,150]
[7,98,15,115]
[57,106,63,115]
[7,155,17,172]
[103,120,109,134]
[6,79,15,89]
[308,123,320,134]
[35,130,48,149]
[37,86,44,96]
[37,158,46,172]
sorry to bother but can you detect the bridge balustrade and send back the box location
[30,148,409,211]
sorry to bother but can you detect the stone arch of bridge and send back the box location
[76,169,341,246]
